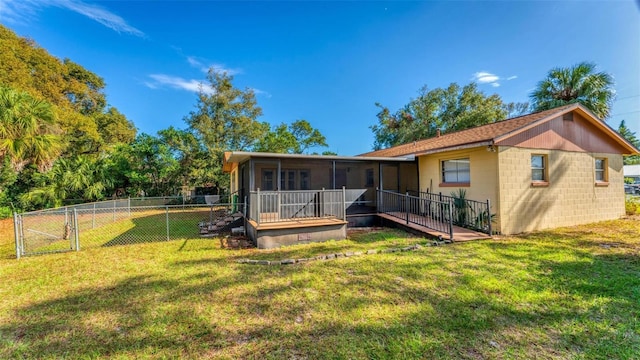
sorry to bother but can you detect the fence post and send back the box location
[128,197,131,218]
[92,203,96,229]
[486,199,492,236]
[113,201,116,222]
[448,199,454,241]
[73,208,80,251]
[13,213,20,259]
[256,188,261,224]
[19,214,24,252]
[65,207,69,227]
[166,206,170,241]
[405,192,410,224]
[342,186,346,221]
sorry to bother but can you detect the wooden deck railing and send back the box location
[248,188,368,224]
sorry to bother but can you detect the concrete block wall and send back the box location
[497,147,625,234]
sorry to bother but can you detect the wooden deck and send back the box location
[246,212,490,242]
[248,217,347,231]
[378,212,491,242]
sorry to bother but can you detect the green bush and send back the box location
[625,196,640,215]
[0,207,12,219]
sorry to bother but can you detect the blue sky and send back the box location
[1,0,638,155]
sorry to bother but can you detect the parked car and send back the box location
[626,183,640,195]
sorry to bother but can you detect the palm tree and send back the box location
[0,86,61,171]
[530,62,614,119]
[21,156,111,208]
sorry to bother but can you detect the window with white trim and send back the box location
[531,155,546,182]
[595,158,607,182]
[441,158,470,183]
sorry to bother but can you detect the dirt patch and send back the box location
[220,235,253,249]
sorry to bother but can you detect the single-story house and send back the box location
[223,103,639,248]
[362,103,639,234]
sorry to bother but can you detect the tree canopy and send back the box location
[369,83,526,150]
[530,62,614,119]
[0,24,136,155]
[255,119,328,154]
[619,120,640,165]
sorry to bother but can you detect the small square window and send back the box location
[531,155,546,182]
[595,158,607,182]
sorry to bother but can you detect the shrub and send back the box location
[625,196,640,215]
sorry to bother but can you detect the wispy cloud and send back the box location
[472,71,517,88]
[186,56,241,75]
[251,88,272,98]
[0,0,144,37]
[145,74,214,94]
[145,74,271,98]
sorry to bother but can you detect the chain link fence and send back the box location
[13,197,246,258]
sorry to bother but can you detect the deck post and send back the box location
[256,188,261,224]
[321,188,325,218]
[13,212,20,259]
[405,192,409,224]
[448,199,454,241]
[439,192,443,222]
[277,189,281,220]
[342,186,346,221]
[486,199,492,235]
[342,186,347,221]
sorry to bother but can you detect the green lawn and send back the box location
[1,217,639,359]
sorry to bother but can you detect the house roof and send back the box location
[624,165,640,177]
[222,151,415,172]
[360,104,640,157]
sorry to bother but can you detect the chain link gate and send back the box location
[12,197,246,259]
[14,208,79,259]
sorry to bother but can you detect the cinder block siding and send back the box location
[418,147,500,231]
[497,147,624,234]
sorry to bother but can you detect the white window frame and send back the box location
[441,158,470,184]
[595,158,608,183]
[531,154,547,183]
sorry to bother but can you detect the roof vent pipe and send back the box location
[436,129,441,137]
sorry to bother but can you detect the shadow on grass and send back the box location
[77,209,215,248]
[3,238,640,359]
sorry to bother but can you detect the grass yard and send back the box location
[0,217,639,359]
